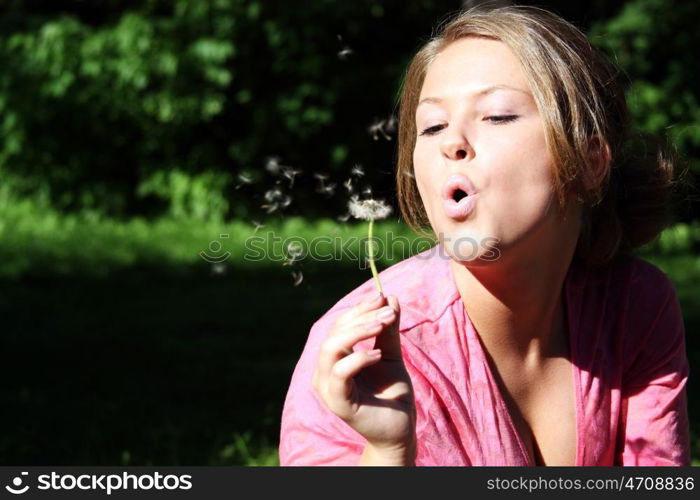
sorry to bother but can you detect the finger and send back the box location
[326,349,383,417]
[332,291,386,331]
[317,320,385,377]
[371,295,403,361]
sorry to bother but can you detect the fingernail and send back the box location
[376,307,395,322]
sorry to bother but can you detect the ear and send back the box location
[582,135,611,191]
[569,135,611,201]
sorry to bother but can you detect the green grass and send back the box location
[0,204,698,465]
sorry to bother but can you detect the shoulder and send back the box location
[569,252,677,305]
[598,254,686,378]
[313,244,460,335]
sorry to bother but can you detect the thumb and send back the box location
[371,294,403,360]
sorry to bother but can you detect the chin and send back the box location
[435,224,500,263]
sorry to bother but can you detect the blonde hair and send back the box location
[395,5,678,269]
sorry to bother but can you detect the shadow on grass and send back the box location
[0,260,368,465]
[1,254,698,465]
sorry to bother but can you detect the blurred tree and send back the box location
[0,0,695,221]
[590,0,700,221]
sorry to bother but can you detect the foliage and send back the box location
[590,0,700,219]
[0,0,457,219]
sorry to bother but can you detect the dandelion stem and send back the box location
[368,217,383,294]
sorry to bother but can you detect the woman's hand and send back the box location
[311,292,417,459]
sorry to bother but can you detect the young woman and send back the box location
[279,5,690,466]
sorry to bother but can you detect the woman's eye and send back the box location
[485,115,518,125]
[419,124,445,136]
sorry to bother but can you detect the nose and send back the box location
[439,127,473,161]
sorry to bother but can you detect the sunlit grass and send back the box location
[0,202,697,465]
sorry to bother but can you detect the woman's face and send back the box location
[413,37,568,264]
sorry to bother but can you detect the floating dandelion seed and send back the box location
[235,172,254,189]
[348,198,392,295]
[281,167,302,188]
[368,119,392,141]
[402,170,416,179]
[279,194,292,208]
[362,186,372,197]
[316,182,337,197]
[264,187,283,202]
[350,164,365,177]
[287,242,304,259]
[337,212,351,222]
[210,262,227,276]
[383,115,397,135]
[251,220,265,234]
[343,178,354,192]
[261,187,292,213]
[337,46,354,60]
[265,156,282,175]
[291,271,303,286]
[313,173,329,182]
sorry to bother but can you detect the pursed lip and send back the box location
[441,174,477,202]
[441,173,478,220]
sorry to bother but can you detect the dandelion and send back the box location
[348,197,392,294]
[291,271,304,286]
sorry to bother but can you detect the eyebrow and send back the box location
[417,85,531,107]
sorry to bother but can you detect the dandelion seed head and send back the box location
[348,198,392,221]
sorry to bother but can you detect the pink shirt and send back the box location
[279,245,691,466]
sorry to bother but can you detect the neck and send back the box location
[450,202,581,366]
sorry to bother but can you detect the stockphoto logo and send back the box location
[4,471,192,495]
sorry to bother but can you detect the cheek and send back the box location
[413,147,440,225]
